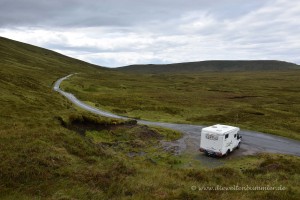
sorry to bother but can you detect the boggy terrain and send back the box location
[62,70,300,140]
[0,37,299,199]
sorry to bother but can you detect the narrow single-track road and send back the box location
[54,74,300,159]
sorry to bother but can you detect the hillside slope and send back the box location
[0,37,112,198]
[0,37,106,123]
[117,60,299,73]
[0,36,103,74]
[1,37,299,199]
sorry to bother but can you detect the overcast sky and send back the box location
[0,0,299,67]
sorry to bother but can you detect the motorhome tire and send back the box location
[225,149,230,156]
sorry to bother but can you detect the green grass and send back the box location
[1,36,300,199]
[62,70,300,140]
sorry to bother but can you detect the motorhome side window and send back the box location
[225,134,229,139]
[234,134,237,138]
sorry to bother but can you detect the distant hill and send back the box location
[116,60,299,73]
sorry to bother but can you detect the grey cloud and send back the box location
[0,0,265,28]
[0,0,299,67]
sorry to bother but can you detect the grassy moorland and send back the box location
[0,37,299,199]
[62,70,300,140]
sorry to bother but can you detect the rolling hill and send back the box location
[117,60,299,73]
[0,37,113,198]
[0,36,105,124]
[1,36,300,199]
[0,36,103,73]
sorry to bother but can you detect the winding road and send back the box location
[54,74,300,159]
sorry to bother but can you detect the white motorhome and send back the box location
[199,124,242,157]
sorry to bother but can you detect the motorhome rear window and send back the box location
[205,134,218,140]
[225,134,229,139]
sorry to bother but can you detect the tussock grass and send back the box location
[62,70,300,140]
[1,37,299,199]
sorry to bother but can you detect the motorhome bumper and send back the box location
[199,148,223,157]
